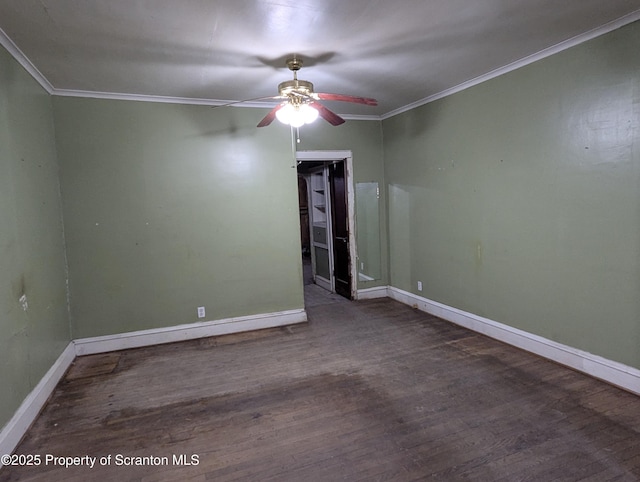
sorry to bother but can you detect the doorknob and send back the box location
[335,236,347,242]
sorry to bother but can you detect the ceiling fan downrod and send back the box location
[278,58,314,97]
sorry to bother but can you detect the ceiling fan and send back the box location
[255,57,378,128]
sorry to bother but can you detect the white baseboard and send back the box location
[0,342,76,462]
[0,308,307,463]
[73,308,308,356]
[2,292,637,466]
[387,286,640,396]
[357,286,389,300]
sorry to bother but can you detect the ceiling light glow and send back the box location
[276,102,318,127]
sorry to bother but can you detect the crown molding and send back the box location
[53,88,383,120]
[0,26,54,94]
[52,88,279,109]
[2,9,639,120]
[381,9,640,120]
[341,113,382,121]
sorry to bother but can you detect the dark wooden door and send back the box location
[329,161,351,299]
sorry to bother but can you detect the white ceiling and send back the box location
[1,0,640,119]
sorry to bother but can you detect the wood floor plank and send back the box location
[1,285,639,481]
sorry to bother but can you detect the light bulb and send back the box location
[276,102,318,127]
[289,109,306,128]
[276,103,295,124]
[301,104,319,124]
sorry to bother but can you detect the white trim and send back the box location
[0,343,75,461]
[382,9,640,120]
[297,150,359,300]
[53,89,384,120]
[0,309,306,460]
[0,27,370,120]
[357,286,389,300]
[12,4,639,123]
[52,91,384,119]
[1,291,638,462]
[387,286,640,395]
[0,27,54,94]
[52,88,279,109]
[73,309,307,356]
[2,10,638,119]
[296,150,352,161]
[340,114,381,122]
[345,156,358,300]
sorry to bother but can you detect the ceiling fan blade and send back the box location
[310,101,345,126]
[212,95,283,109]
[257,104,283,127]
[316,93,378,106]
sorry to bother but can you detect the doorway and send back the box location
[296,150,357,300]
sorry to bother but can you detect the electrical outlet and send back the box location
[417,281,423,292]
[197,306,205,319]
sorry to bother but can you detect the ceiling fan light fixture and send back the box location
[302,103,319,124]
[276,102,318,127]
[255,57,376,128]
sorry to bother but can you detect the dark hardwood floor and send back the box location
[2,284,639,481]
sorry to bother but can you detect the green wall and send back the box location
[383,21,640,368]
[297,120,388,287]
[2,16,639,435]
[0,48,70,428]
[53,99,304,338]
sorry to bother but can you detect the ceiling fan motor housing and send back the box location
[278,79,315,98]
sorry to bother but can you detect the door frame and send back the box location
[297,150,358,300]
